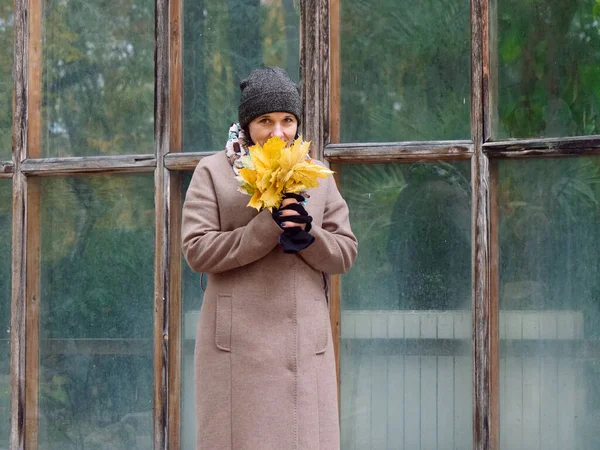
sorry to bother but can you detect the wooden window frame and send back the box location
[6,0,600,448]
[323,1,600,450]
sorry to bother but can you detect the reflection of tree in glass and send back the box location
[37,175,154,448]
[497,0,600,137]
[341,162,471,310]
[498,158,600,312]
[42,0,154,157]
[388,162,471,310]
[0,0,13,158]
[0,181,11,446]
[183,0,299,151]
[340,0,470,142]
[497,158,600,448]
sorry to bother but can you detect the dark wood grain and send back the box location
[0,162,14,176]
[154,0,170,446]
[325,142,473,162]
[329,0,340,145]
[329,274,341,412]
[164,151,215,171]
[484,135,600,157]
[167,173,182,450]
[170,0,182,155]
[485,148,600,158]
[472,0,494,448]
[25,179,41,450]
[300,0,323,160]
[472,151,492,450]
[21,154,156,175]
[10,0,28,447]
[9,172,26,450]
[319,0,329,155]
[167,0,183,446]
[28,0,42,160]
[153,167,168,450]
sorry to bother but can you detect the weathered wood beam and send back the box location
[327,0,341,413]
[484,135,600,157]
[10,0,28,446]
[300,0,324,160]
[164,152,215,171]
[325,142,473,163]
[167,172,182,450]
[24,179,40,450]
[154,0,170,446]
[167,0,183,447]
[0,162,13,177]
[472,0,496,448]
[20,155,156,175]
[329,0,340,146]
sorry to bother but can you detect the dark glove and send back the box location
[272,195,315,254]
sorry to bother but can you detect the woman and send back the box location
[182,67,357,450]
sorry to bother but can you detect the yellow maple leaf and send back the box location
[238,136,334,211]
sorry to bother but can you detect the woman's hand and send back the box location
[272,193,315,254]
[278,197,306,229]
[273,193,313,231]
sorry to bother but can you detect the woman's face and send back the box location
[247,112,298,146]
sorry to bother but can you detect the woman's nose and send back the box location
[271,124,285,138]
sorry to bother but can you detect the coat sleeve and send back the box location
[181,161,283,274]
[298,175,358,274]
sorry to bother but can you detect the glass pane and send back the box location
[498,158,600,449]
[339,0,470,143]
[183,0,300,152]
[0,0,13,160]
[41,0,154,157]
[38,175,154,449]
[0,180,11,448]
[339,162,472,448]
[180,172,204,448]
[493,0,600,139]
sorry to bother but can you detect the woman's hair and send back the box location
[238,67,302,129]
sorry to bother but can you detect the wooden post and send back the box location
[167,0,183,447]
[472,0,497,447]
[154,0,170,447]
[9,1,28,448]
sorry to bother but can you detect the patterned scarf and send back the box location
[225,123,251,175]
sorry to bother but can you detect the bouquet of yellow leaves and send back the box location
[236,136,334,211]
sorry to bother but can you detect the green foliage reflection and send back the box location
[497,158,600,449]
[183,0,300,151]
[38,175,154,448]
[340,162,472,310]
[498,158,600,313]
[340,0,471,142]
[496,0,600,137]
[0,0,13,159]
[42,0,154,157]
[0,181,10,447]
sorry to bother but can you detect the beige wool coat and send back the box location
[182,150,357,450]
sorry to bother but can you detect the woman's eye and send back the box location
[260,118,270,124]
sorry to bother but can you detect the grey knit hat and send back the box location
[238,67,302,129]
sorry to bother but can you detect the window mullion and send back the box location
[472,0,498,447]
[154,0,170,447]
